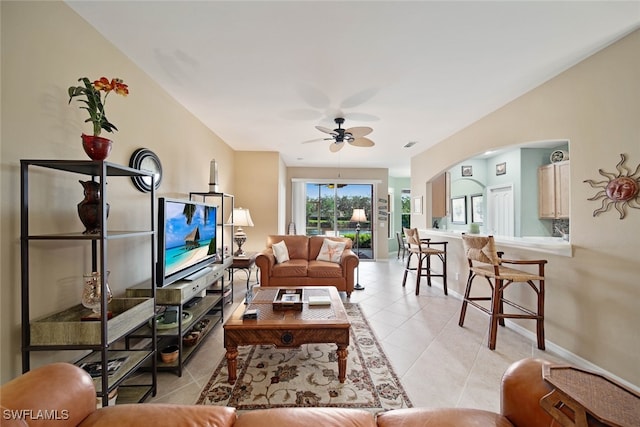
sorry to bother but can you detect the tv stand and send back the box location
[183,266,213,281]
[127,257,232,376]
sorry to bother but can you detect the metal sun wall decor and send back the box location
[583,154,640,219]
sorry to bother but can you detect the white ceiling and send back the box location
[66,1,640,177]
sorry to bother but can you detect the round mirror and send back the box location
[129,148,162,192]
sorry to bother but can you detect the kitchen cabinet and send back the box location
[431,172,450,218]
[538,161,570,219]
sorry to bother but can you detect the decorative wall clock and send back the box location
[550,150,569,163]
[129,148,163,193]
[584,154,640,219]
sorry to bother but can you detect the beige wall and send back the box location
[412,29,640,386]
[233,151,282,253]
[286,167,390,259]
[1,2,235,381]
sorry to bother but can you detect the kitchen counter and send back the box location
[419,229,573,257]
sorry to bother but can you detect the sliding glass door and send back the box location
[305,183,374,259]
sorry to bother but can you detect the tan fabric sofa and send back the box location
[255,235,359,297]
[0,358,562,426]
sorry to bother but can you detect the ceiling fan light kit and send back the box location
[312,117,375,152]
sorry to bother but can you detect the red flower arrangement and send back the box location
[68,77,129,136]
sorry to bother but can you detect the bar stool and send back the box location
[402,228,448,295]
[396,231,409,260]
[459,234,547,350]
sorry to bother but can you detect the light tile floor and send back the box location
[146,257,570,412]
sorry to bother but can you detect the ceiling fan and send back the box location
[304,117,375,152]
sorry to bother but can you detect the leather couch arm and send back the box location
[0,363,97,427]
[341,248,359,275]
[501,357,555,427]
[256,249,275,286]
[340,248,359,294]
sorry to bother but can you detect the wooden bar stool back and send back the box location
[396,231,409,260]
[459,234,547,350]
[401,227,448,295]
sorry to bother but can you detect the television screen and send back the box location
[157,198,218,287]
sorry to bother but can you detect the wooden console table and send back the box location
[540,364,639,427]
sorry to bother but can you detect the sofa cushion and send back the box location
[272,259,308,277]
[308,260,344,278]
[376,407,513,427]
[316,238,346,263]
[267,235,309,260]
[235,407,376,427]
[309,236,352,259]
[78,404,236,427]
[272,240,290,263]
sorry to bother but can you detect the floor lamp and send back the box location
[351,208,367,291]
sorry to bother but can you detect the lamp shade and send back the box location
[229,207,254,227]
[350,209,367,223]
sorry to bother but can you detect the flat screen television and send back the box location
[157,197,218,287]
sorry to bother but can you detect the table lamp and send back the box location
[229,207,254,256]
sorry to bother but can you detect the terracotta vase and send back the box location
[81,133,112,161]
[77,180,110,234]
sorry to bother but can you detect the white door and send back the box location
[486,184,514,237]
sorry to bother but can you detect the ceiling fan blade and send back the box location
[340,88,379,109]
[301,137,329,144]
[329,142,345,152]
[297,84,330,109]
[315,125,338,136]
[350,137,375,147]
[343,112,380,122]
[346,126,373,138]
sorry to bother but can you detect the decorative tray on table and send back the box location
[272,288,303,311]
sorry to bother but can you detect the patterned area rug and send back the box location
[196,303,412,411]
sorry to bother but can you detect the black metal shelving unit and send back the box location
[20,159,157,407]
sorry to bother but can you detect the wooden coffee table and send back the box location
[223,286,350,384]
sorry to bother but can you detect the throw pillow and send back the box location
[316,239,346,264]
[272,240,290,264]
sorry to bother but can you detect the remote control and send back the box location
[243,309,258,319]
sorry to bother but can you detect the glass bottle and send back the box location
[81,271,112,318]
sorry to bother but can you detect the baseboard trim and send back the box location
[418,275,640,393]
[504,320,639,393]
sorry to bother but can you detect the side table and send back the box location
[228,252,259,299]
[540,364,639,427]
